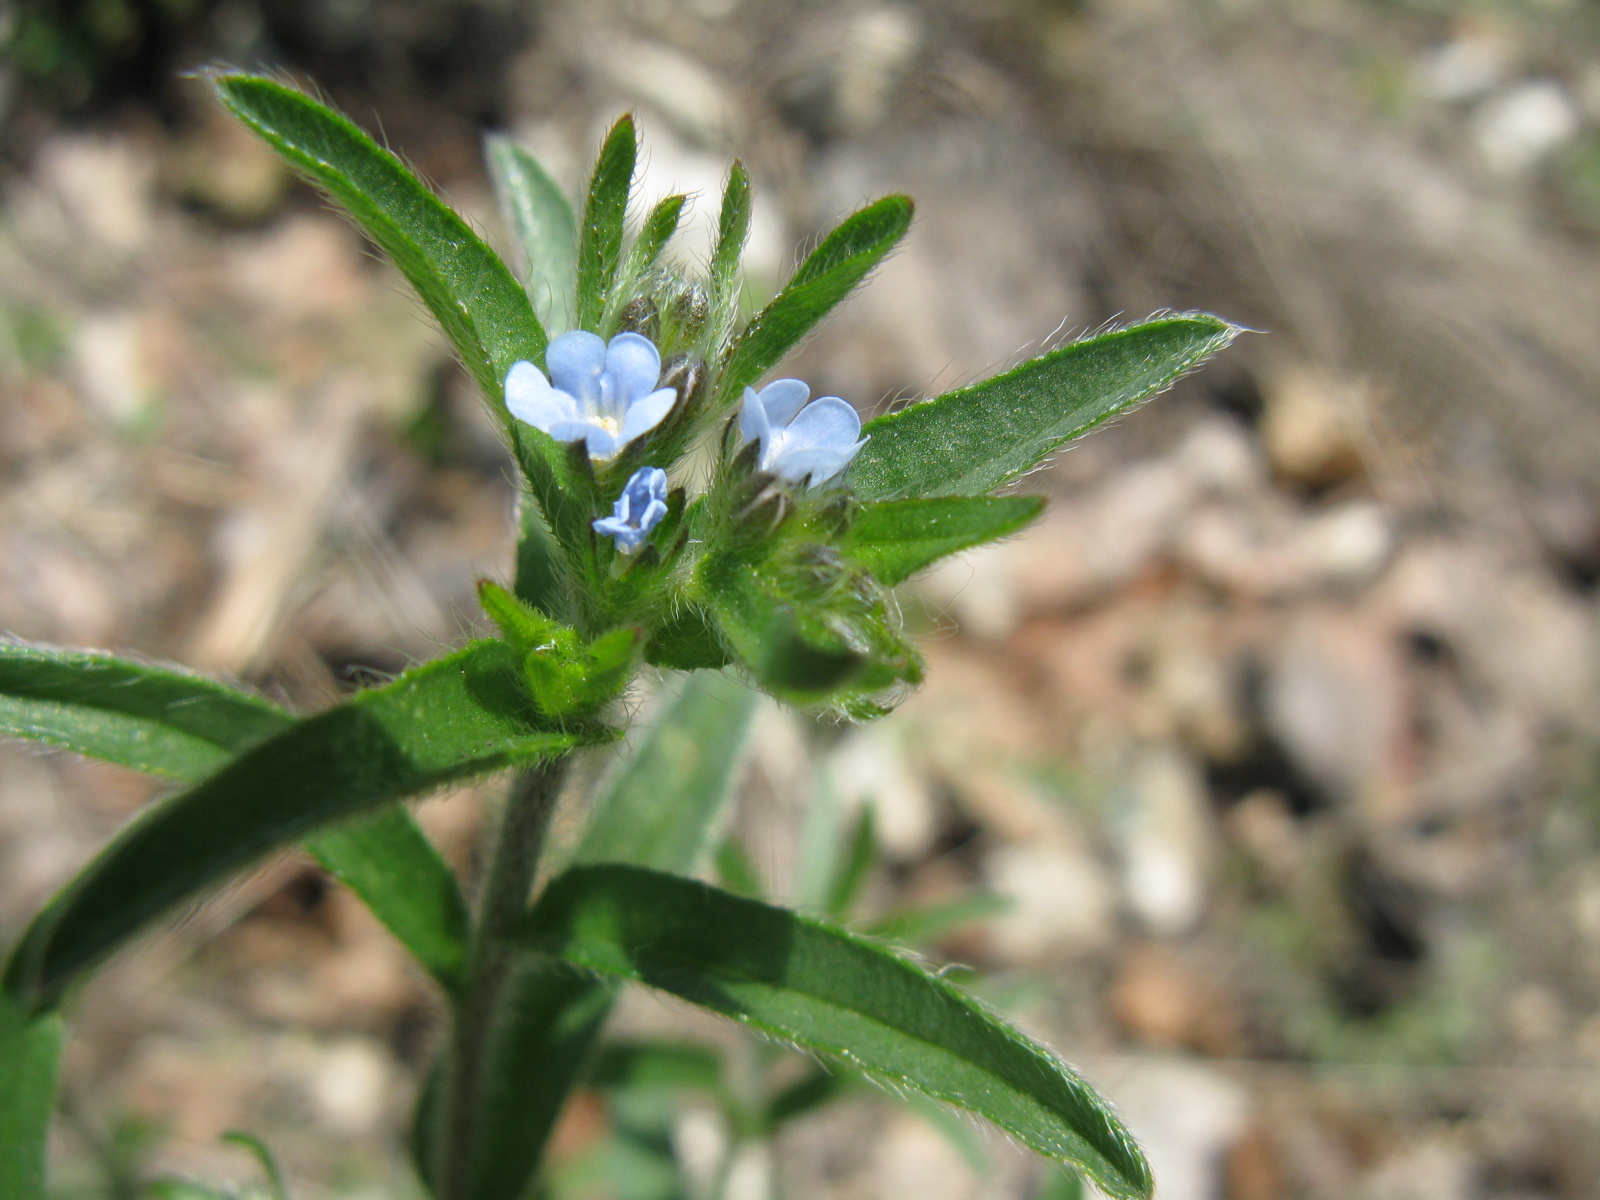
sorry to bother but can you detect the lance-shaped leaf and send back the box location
[706,162,751,350]
[0,643,471,994]
[848,315,1239,501]
[0,992,61,1200]
[576,116,637,332]
[720,196,912,401]
[213,74,544,405]
[609,193,686,325]
[576,670,757,871]
[487,134,578,333]
[308,806,470,994]
[4,640,594,1012]
[0,640,287,779]
[459,671,757,1200]
[518,865,1152,1200]
[842,495,1045,586]
[454,960,616,1200]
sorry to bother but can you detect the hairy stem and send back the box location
[436,757,570,1200]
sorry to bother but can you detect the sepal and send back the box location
[477,581,641,717]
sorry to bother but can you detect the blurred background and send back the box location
[5,0,1600,1197]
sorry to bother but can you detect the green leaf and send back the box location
[700,542,921,707]
[305,806,469,994]
[0,643,473,1000]
[4,640,594,1012]
[863,891,1013,945]
[825,805,877,919]
[842,496,1046,586]
[606,193,686,331]
[0,640,286,780]
[589,1042,725,1095]
[644,607,730,672]
[762,1063,852,1131]
[0,991,61,1200]
[220,1131,289,1200]
[576,116,637,332]
[486,134,578,333]
[515,501,569,620]
[519,865,1153,1200]
[720,196,912,401]
[849,315,1238,501]
[212,75,544,406]
[461,671,754,1200]
[706,162,751,349]
[714,838,763,900]
[576,671,757,872]
[460,961,615,1200]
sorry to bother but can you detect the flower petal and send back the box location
[771,443,861,487]
[547,331,607,407]
[618,387,678,447]
[505,362,577,432]
[757,378,810,429]
[777,396,861,454]
[547,419,619,460]
[740,387,771,447]
[605,332,662,407]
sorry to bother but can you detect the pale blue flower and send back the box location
[505,330,678,460]
[739,379,866,488]
[593,466,669,553]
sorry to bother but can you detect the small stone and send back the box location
[1474,80,1579,174]
[1263,611,1409,818]
[870,1109,979,1200]
[1287,500,1394,586]
[827,727,936,861]
[1505,984,1566,1047]
[984,839,1115,960]
[1226,789,1302,889]
[1416,36,1507,102]
[1360,1139,1476,1200]
[1259,364,1369,486]
[1095,1060,1249,1200]
[1107,943,1239,1054]
[309,1037,395,1137]
[73,310,157,428]
[1118,746,1214,937]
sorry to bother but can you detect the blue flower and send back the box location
[505,330,678,460]
[593,466,669,553]
[739,379,866,488]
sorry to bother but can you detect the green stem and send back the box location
[436,757,570,1200]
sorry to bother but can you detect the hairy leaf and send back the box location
[0,640,285,779]
[720,196,912,400]
[4,641,593,1011]
[306,807,470,993]
[849,315,1238,501]
[700,541,921,707]
[213,75,544,405]
[707,162,751,349]
[0,992,61,1200]
[486,134,578,333]
[576,671,757,871]
[644,607,730,672]
[461,670,754,1200]
[0,643,472,995]
[842,496,1045,586]
[519,865,1152,1200]
[611,193,686,322]
[459,961,615,1200]
[576,116,637,332]
[589,1042,725,1095]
